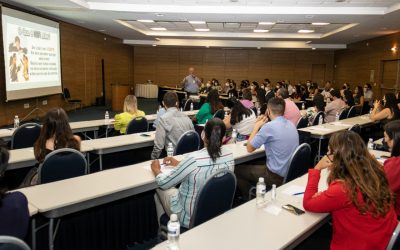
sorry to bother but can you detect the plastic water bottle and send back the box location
[256,177,266,208]
[318,115,323,125]
[232,129,237,143]
[14,115,20,128]
[271,184,277,202]
[225,111,228,117]
[167,142,174,157]
[369,108,373,115]
[335,112,340,121]
[257,108,261,116]
[167,214,180,250]
[367,138,374,150]
[104,111,109,123]
[301,103,305,110]
[190,102,193,111]
[180,107,183,112]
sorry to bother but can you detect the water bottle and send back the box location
[104,111,109,123]
[318,115,323,125]
[257,108,261,116]
[301,103,305,110]
[335,112,340,121]
[367,138,374,150]
[225,111,228,117]
[369,108,373,115]
[167,214,180,250]
[271,184,277,202]
[190,102,193,111]
[256,177,266,208]
[14,115,20,128]
[167,142,174,157]
[180,107,183,112]
[232,129,237,144]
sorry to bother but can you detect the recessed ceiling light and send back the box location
[206,46,210,48]
[312,22,330,26]
[151,27,167,31]
[189,21,206,24]
[152,44,157,47]
[195,28,210,32]
[253,29,269,33]
[137,19,154,23]
[312,48,316,50]
[259,22,275,25]
[392,47,398,52]
[156,13,164,17]
[257,47,261,49]
[298,29,314,33]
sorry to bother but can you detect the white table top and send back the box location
[18,142,264,215]
[299,114,373,137]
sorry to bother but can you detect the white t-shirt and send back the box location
[232,111,256,136]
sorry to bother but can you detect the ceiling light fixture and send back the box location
[312,22,330,26]
[298,29,314,33]
[259,22,275,25]
[152,44,157,47]
[137,19,154,23]
[151,27,167,31]
[253,29,269,33]
[392,46,398,52]
[195,28,210,31]
[312,48,316,50]
[189,21,206,24]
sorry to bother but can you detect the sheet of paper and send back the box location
[264,204,282,216]
[142,164,175,175]
[329,122,349,127]
[281,185,305,197]
[308,127,332,132]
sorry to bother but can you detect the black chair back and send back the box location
[38,148,87,184]
[189,170,236,228]
[312,111,324,126]
[296,117,309,129]
[338,108,348,120]
[387,222,400,250]
[213,109,225,120]
[183,99,193,111]
[0,236,31,250]
[283,143,311,184]
[174,130,200,155]
[347,106,358,118]
[11,123,41,149]
[63,88,71,99]
[126,116,148,134]
[348,124,361,134]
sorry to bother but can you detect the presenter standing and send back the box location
[181,67,201,96]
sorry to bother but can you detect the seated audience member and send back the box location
[227,81,238,97]
[0,146,29,239]
[264,82,275,104]
[370,92,400,123]
[223,79,232,93]
[383,120,400,217]
[195,89,224,124]
[303,131,397,250]
[151,118,234,228]
[324,89,346,123]
[114,95,145,134]
[22,108,81,186]
[354,86,365,107]
[200,80,212,94]
[321,81,333,100]
[235,98,299,199]
[152,104,166,129]
[302,94,325,125]
[343,89,355,107]
[223,98,256,142]
[309,82,319,96]
[364,83,374,106]
[397,91,400,110]
[151,92,194,159]
[251,81,266,107]
[240,88,255,109]
[276,88,301,126]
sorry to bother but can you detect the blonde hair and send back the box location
[123,95,138,114]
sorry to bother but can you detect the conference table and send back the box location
[135,83,159,98]
[153,149,391,250]
[18,141,265,250]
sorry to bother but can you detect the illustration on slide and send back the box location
[8,35,29,82]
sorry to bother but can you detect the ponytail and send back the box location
[204,118,226,162]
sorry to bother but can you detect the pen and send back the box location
[293,192,304,196]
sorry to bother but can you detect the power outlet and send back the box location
[24,103,29,109]
[42,100,48,105]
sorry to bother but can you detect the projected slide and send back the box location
[2,7,62,101]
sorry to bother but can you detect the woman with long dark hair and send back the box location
[22,108,81,186]
[151,118,234,228]
[383,120,400,216]
[0,145,29,239]
[195,89,224,124]
[303,131,397,250]
[224,98,256,142]
[370,92,400,123]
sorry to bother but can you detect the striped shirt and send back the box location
[155,147,234,228]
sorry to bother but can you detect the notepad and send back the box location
[142,164,175,175]
[308,127,332,132]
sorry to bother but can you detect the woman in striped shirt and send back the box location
[151,118,234,228]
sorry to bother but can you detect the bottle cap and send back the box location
[170,214,178,221]
[258,177,264,182]
[168,142,173,146]
[272,184,276,188]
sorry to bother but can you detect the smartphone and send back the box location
[140,134,150,137]
[282,204,305,215]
